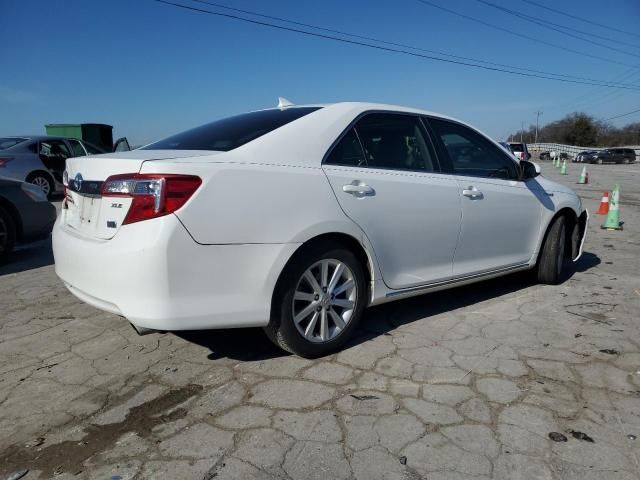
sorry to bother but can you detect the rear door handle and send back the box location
[342,183,374,196]
[462,186,483,199]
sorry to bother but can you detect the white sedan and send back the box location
[53,101,588,357]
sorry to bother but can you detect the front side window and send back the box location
[143,107,321,151]
[429,119,519,180]
[353,113,436,172]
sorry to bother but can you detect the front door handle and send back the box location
[342,183,374,196]
[462,186,484,199]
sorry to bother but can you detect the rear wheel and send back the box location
[623,157,630,164]
[595,158,603,165]
[0,205,16,264]
[265,245,367,358]
[27,172,53,198]
[535,216,567,285]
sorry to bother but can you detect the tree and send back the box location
[509,112,640,146]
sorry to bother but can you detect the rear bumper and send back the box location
[52,213,299,331]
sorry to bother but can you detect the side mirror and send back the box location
[520,160,541,180]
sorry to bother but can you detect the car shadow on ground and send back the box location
[178,251,601,361]
[0,238,54,276]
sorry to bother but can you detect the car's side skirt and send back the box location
[372,262,533,305]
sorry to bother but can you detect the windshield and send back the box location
[0,137,28,150]
[143,107,321,151]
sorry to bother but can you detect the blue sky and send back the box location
[2,0,640,145]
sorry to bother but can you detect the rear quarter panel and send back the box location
[140,160,364,245]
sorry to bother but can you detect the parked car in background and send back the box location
[508,142,531,161]
[539,151,551,160]
[0,177,57,263]
[586,148,635,164]
[53,101,588,357]
[498,141,517,159]
[0,136,128,197]
[574,150,598,163]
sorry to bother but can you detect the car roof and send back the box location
[3,135,71,142]
[204,101,506,168]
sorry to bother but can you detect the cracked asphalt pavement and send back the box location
[1,162,639,479]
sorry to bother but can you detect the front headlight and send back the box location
[21,181,48,202]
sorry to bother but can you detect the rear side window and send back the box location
[325,129,366,167]
[143,107,321,151]
[509,143,524,153]
[0,137,28,150]
[429,118,519,180]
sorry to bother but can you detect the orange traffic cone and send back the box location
[596,192,609,215]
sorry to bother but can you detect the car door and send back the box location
[322,112,462,290]
[426,117,543,277]
[67,139,88,157]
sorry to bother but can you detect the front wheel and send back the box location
[265,245,367,358]
[535,216,567,285]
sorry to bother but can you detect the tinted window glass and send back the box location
[40,140,72,159]
[509,143,524,153]
[143,107,321,151]
[68,139,86,157]
[325,129,366,166]
[354,114,436,172]
[82,141,104,154]
[430,119,518,180]
[0,137,28,150]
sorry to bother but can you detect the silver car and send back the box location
[0,136,127,197]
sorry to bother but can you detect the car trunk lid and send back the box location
[63,150,216,239]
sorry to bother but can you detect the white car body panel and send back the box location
[53,102,587,334]
[452,176,542,275]
[323,165,461,289]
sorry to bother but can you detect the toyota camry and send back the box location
[53,101,588,357]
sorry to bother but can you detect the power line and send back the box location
[605,107,640,121]
[415,0,634,67]
[153,0,640,91]
[188,0,633,86]
[519,0,640,40]
[475,0,640,58]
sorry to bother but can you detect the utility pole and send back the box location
[534,111,543,144]
[520,121,524,143]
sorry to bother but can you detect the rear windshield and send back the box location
[0,137,28,150]
[143,107,321,151]
[509,143,525,153]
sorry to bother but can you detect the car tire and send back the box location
[0,205,17,264]
[535,216,567,285]
[265,243,367,358]
[623,157,630,164]
[27,172,54,198]
[595,158,603,165]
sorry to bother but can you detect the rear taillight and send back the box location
[102,174,201,225]
[0,157,13,167]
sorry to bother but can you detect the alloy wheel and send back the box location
[32,176,50,195]
[292,259,357,343]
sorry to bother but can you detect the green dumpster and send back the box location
[45,123,114,152]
